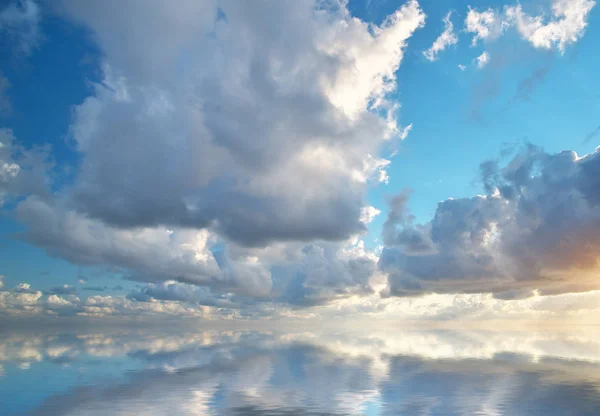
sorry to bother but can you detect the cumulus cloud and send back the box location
[0,279,214,319]
[1,0,427,310]
[0,284,42,315]
[127,281,239,309]
[379,145,600,298]
[16,196,268,296]
[505,0,596,52]
[423,11,458,61]
[46,0,425,248]
[465,6,505,45]
[0,0,41,56]
[16,194,382,304]
[465,1,595,53]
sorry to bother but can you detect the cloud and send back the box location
[16,194,384,304]
[458,64,467,71]
[127,281,240,309]
[379,145,600,298]
[2,0,427,309]
[16,197,267,296]
[476,51,490,69]
[0,279,214,319]
[0,285,42,315]
[465,6,505,46]
[505,0,596,53]
[46,0,425,248]
[423,11,458,61]
[464,1,595,55]
[0,0,41,56]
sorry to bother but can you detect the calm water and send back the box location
[2,325,600,415]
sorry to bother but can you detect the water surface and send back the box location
[2,325,600,415]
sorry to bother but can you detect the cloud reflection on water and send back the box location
[2,325,600,415]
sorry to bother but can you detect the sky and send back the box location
[1,0,600,321]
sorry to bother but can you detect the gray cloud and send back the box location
[47,0,423,247]
[127,281,239,309]
[380,145,600,297]
[382,191,435,255]
[8,0,424,307]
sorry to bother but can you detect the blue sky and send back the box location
[1,0,600,320]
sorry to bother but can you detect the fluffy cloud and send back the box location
[465,0,595,53]
[379,145,600,298]
[46,0,424,248]
[0,280,214,319]
[423,11,458,61]
[506,0,596,52]
[17,194,382,304]
[4,0,425,308]
[16,196,269,297]
[465,6,505,45]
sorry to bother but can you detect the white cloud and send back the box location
[465,6,505,45]
[423,11,458,61]
[465,1,595,53]
[458,64,467,71]
[360,206,381,224]
[476,51,490,68]
[48,0,424,249]
[505,0,596,53]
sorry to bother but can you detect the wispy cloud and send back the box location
[423,11,458,62]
